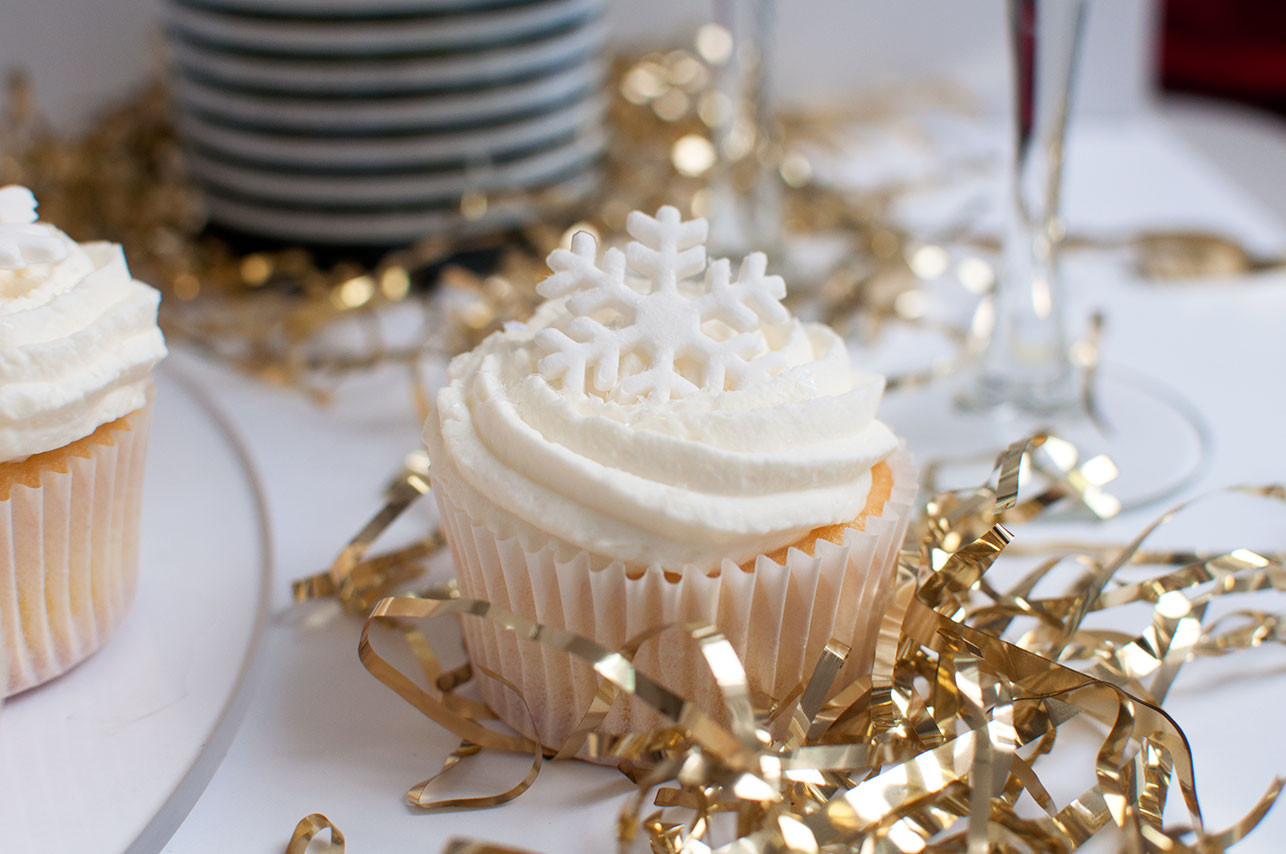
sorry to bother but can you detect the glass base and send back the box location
[879,362,1211,515]
[958,363,1079,417]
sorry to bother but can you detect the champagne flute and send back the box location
[881,0,1209,513]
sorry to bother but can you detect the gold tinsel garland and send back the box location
[287,436,1284,854]
[7,30,1281,854]
[0,52,990,403]
[3,43,1270,409]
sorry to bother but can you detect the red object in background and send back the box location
[1162,0,1286,114]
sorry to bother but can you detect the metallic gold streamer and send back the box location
[288,437,1285,854]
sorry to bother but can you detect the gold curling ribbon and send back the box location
[290,443,1285,853]
[284,815,540,854]
[292,453,438,614]
[286,813,345,854]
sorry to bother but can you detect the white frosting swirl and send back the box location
[425,298,898,570]
[0,203,167,462]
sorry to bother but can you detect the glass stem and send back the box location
[707,0,781,259]
[966,0,1089,414]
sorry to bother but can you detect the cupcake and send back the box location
[423,206,914,750]
[0,186,167,696]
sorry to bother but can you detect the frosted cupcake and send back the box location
[0,186,167,696]
[424,207,914,749]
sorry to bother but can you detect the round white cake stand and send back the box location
[0,364,272,853]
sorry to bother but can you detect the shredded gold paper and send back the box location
[289,437,1284,853]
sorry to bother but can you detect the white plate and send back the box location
[174,0,545,15]
[178,95,605,167]
[0,367,271,854]
[173,61,601,132]
[170,18,606,94]
[165,0,603,55]
[203,168,599,243]
[186,128,604,204]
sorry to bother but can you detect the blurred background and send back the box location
[1,0,1283,412]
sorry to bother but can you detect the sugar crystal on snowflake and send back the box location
[534,206,796,404]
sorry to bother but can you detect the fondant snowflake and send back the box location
[535,206,795,404]
[0,185,66,270]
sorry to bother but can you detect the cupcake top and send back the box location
[426,206,898,569]
[0,186,167,463]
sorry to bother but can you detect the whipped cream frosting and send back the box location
[425,208,898,570]
[0,186,167,462]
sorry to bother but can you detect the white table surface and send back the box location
[159,107,1286,853]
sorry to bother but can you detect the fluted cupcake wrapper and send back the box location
[433,449,917,755]
[0,401,153,697]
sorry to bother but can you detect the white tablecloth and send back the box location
[162,110,1286,853]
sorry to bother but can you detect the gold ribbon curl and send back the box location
[290,444,1285,853]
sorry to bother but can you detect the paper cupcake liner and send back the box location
[0,398,154,697]
[433,449,917,752]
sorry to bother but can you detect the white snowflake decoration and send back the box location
[535,206,795,404]
[0,185,67,270]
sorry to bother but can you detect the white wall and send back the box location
[1,0,164,130]
[0,0,1156,130]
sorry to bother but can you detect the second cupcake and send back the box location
[424,206,914,751]
[0,185,167,696]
